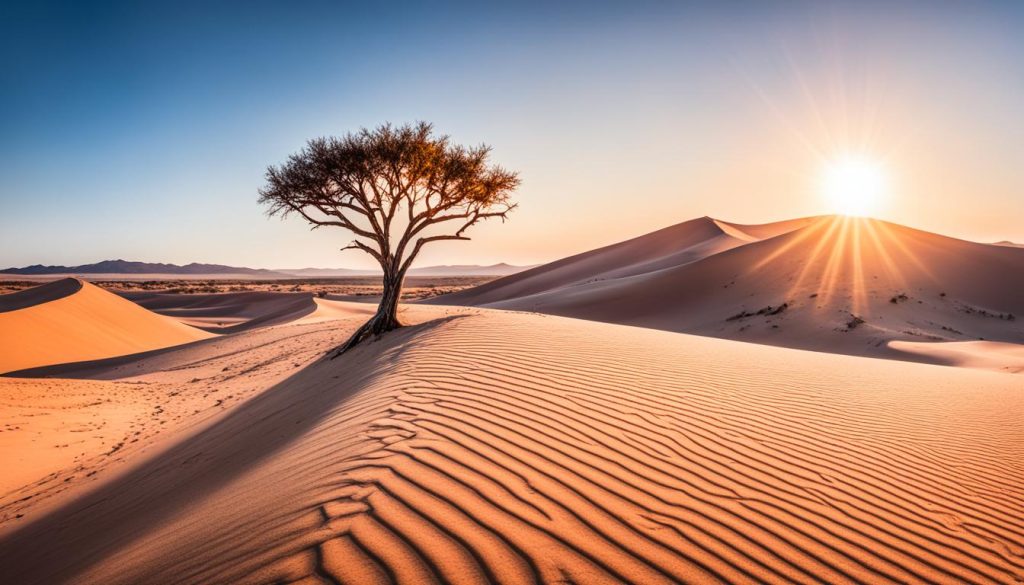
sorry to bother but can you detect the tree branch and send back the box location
[341,239,384,264]
[259,122,520,354]
[398,234,471,275]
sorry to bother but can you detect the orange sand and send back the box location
[1,305,1022,584]
[0,279,212,374]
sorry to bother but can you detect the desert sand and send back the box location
[0,278,212,374]
[1,279,1022,584]
[434,216,1024,368]
[124,289,326,331]
[889,340,1024,373]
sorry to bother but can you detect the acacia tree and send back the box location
[259,122,519,354]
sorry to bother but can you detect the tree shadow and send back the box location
[0,315,465,584]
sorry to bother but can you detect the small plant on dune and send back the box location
[727,303,788,322]
[845,315,865,331]
[259,122,519,354]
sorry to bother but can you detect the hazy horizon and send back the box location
[3,1,1023,270]
[1,213,1021,272]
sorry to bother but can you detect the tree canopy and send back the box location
[259,122,519,352]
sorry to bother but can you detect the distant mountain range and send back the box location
[1,260,280,276]
[1,260,535,278]
[279,263,537,277]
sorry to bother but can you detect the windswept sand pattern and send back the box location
[1,310,1022,584]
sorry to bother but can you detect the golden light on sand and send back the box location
[820,155,888,217]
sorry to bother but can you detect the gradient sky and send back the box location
[2,1,1022,270]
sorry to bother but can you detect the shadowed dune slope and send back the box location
[711,217,818,242]
[0,277,82,313]
[430,217,812,308]
[1,309,1021,584]
[436,216,1024,362]
[0,279,212,374]
[889,340,1024,373]
[124,290,321,332]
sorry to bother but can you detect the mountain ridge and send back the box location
[1,260,284,277]
[1,260,534,278]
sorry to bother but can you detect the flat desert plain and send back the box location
[1,217,1023,584]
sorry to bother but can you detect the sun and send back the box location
[820,155,888,217]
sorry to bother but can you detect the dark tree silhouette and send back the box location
[259,122,519,354]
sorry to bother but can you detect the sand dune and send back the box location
[436,216,1024,365]
[0,304,372,522]
[294,297,377,325]
[889,340,1024,373]
[0,280,373,376]
[125,290,324,332]
[127,291,375,330]
[711,217,817,242]
[433,217,809,308]
[0,279,212,374]
[0,276,83,312]
[1,307,1022,584]
[4,298,376,381]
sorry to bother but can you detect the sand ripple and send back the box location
[1,309,1021,584]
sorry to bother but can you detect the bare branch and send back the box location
[399,234,471,275]
[341,239,384,263]
[258,121,520,351]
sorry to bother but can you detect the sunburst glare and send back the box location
[820,155,889,217]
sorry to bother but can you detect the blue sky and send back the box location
[2,1,1022,269]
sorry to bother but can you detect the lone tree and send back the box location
[259,122,519,354]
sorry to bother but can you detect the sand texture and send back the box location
[433,216,1024,368]
[0,278,212,374]
[1,305,1022,584]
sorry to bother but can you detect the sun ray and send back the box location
[816,216,852,306]
[874,221,936,283]
[862,219,908,292]
[850,219,867,317]
[781,216,844,300]
[753,215,836,274]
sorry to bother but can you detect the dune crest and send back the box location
[124,291,378,331]
[435,216,1024,367]
[430,216,808,309]
[125,290,322,332]
[0,279,212,374]
[0,277,82,312]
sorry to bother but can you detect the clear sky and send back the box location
[2,1,1022,270]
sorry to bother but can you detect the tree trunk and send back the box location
[330,269,405,358]
[371,271,403,333]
